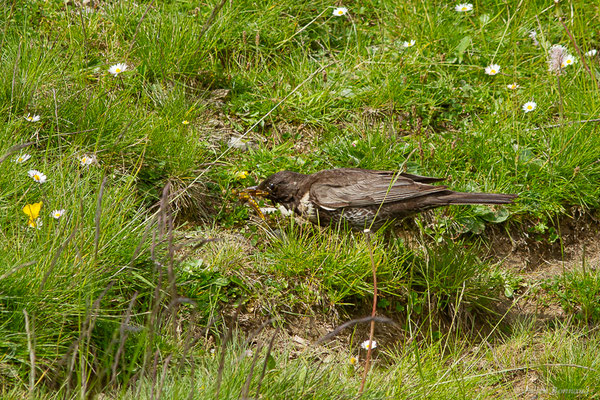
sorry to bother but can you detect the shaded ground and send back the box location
[489,211,600,327]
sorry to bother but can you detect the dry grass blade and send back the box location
[52,89,59,134]
[155,353,173,400]
[0,141,34,164]
[0,260,35,281]
[0,0,17,50]
[129,215,156,267]
[94,176,108,262]
[525,118,600,131]
[183,315,219,400]
[128,0,155,54]
[197,0,228,44]
[61,281,115,393]
[142,228,164,383]
[427,363,597,389]
[10,41,21,109]
[255,327,280,399]
[160,182,179,329]
[240,342,263,400]
[38,224,78,294]
[559,18,600,91]
[74,2,88,58]
[359,229,378,395]
[215,298,243,398]
[149,350,161,400]
[110,292,139,386]
[23,309,35,399]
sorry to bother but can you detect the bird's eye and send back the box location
[268,182,275,190]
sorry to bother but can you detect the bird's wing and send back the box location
[340,168,445,183]
[310,171,448,208]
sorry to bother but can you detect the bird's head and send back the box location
[246,171,305,205]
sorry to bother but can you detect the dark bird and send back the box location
[247,168,517,230]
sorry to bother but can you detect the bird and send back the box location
[247,168,517,230]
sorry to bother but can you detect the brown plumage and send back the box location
[252,168,517,230]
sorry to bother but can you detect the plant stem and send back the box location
[359,230,378,395]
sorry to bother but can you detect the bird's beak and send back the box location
[243,186,270,198]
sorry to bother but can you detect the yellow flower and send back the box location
[23,202,43,228]
[235,170,249,179]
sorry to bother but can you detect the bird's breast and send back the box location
[296,191,318,222]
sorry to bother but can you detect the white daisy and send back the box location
[561,54,576,68]
[360,340,377,350]
[14,154,32,163]
[79,155,96,166]
[108,63,128,76]
[585,49,597,57]
[51,209,66,219]
[484,64,500,75]
[25,114,40,122]
[507,83,520,90]
[332,7,348,16]
[349,356,358,365]
[28,170,47,184]
[455,3,473,12]
[402,40,416,48]
[522,101,537,113]
[182,120,190,125]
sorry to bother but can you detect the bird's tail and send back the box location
[436,191,517,205]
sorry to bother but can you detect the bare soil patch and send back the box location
[487,211,600,327]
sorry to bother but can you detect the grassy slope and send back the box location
[1,0,600,398]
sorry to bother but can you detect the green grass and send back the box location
[543,265,600,323]
[2,0,600,397]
